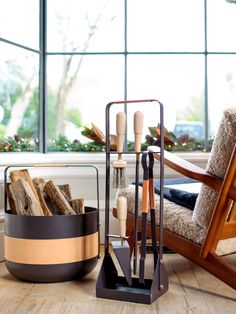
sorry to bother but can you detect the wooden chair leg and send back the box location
[203,253,236,290]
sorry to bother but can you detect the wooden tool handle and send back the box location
[149,178,155,209]
[116,112,126,153]
[141,180,149,213]
[134,111,144,153]
[117,196,127,238]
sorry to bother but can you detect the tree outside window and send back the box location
[0,0,235,152]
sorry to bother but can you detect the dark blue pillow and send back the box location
[155,178,198,210]
[137,178,198,211]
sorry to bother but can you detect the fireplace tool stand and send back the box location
[96,99,168,304]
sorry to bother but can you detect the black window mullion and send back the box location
[124,0,128,150]
[204,0,209,151]
[39,0,47,153]
[37,0,222,154]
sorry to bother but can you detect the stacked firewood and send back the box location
[7,169,84,216]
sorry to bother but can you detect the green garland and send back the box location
[0,135,36,152]
[0,132,213,153]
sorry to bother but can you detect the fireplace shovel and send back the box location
[112,196,132,287]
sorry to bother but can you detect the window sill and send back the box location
[0,152,107,166]
[0,150,209,165]
[0,150,209,182]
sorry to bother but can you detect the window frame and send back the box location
[0,0,236,153]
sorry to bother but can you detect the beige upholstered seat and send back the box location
[118,185,206,244]
[118,184,236,256]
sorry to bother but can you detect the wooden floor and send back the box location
[0,248,235,314]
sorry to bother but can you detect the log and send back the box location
[9,178,45,216]
[33,177,57,214]
[33,178,46,190]
[10,170,43,210]
[44,180,76,215]
[6,183,17,214]
[71,198,85,214]
[33,179,70,214]
[44,195,59,215]
[58,184,72,202]
[34,185,53,216]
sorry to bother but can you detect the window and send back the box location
[0,0,236,152]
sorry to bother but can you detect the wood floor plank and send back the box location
[154,254,207,314]
[0,272,35,313]
[190,256,236,314]
[166,253,212,313]
[0,249,235,314]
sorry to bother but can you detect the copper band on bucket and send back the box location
[5,232,98,265]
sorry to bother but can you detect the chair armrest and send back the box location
[148,146,222,192]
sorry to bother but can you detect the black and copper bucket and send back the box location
[4,164,100,283]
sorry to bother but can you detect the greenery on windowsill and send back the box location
[119,125,212,153]
[142,132,213,153]
[0,135,37,152]
[47,135,105,152]
[0,135,106,153]
[0,124,213,153]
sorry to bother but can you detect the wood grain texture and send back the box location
[148,147,223,191]
[6,183,17,214]
[44,180,76,215]
[33,177,46,189]
[35,185,53,216]
[201,147,236,258]
[58,184,72,202]
[228,202,236,222]
[71,199,85,214]
[141,180,149,213]
[0,247,235,313]
[10,169,40,201]
[9,178,44,216]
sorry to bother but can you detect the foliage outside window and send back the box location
[0,0,236,153]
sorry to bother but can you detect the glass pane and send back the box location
[47,0,124,52]
[207,0,236,52]
[208,55,236,139]
[127,55,205,149]
[0,0,39,49]
[128,0,204,52]
[0,42,39,152]
[47,55,124,151]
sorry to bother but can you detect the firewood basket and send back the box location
[4,164,100,283]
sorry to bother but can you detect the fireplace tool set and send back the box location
[96,99,168,304]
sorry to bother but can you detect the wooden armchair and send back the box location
[114,108,236,290]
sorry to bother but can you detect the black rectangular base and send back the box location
[96,255,168,304]
[97,276,166,304]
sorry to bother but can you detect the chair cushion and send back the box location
[192,107,236,229]
[117,185,236,256]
